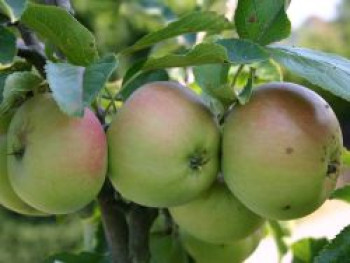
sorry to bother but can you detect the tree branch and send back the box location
[97,180,131,263]
[17,24,46,77]
[17,45,46,77]
[128,205,158,263]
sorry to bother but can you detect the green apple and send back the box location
[7,94,107,214]
[223,82,342,220]
[107,81,220,207]
[181,228,262,263]
[169,181,264,243]
[149,213,189,263]
[0,114,45,216]
[150,233,189,263]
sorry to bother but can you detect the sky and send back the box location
[287,0,343,29]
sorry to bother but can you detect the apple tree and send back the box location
[1,0,350,262]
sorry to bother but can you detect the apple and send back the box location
[223,82,343,220]
[7,94,107,214]
[149,212,189,263]
[150,233,189,263]
[180,227,262,263]
[0,114,46,216]
[107,81,220,207]
[169,181,264,243]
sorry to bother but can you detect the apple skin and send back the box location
[107,81,220,207]
[149,213,189,263]
[223,82,343,220]
[0,114,46,216]
[7,94,107,214]
[169,181,264,243]
[180,228,263,263]
[150,233,189,263]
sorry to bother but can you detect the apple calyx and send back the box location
[327,161,339,177]
[189,150,209,171]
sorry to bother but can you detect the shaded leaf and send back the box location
[0,60,32,101]
[254,59,283,82]
[193,63,235,106]
[314,225,350,263]
[46,55,117,117]
[292,238,329,263]
[237,68,254,105]
[21,3,98,66]
[0,71,42,114]
[122,60,147,87]
[269,45,350,101]
[118,69,169,100]
[0,25,16,64]
[123,11,233,54]
[83,55,118,106]
[0,0,27,22]
[216,38,269,64]
[235,0,291,45]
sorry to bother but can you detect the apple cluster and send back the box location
[0,80,342,262]
[107,81,342,262]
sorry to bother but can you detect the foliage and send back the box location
[0,208,82,263]
[0,0,350,262]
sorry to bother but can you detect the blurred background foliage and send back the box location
[2,0,350,262]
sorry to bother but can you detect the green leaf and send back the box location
[330,185,350,203]
[314,225,350,263]
[46,62,85,117]
[234,0,291,45]
[268,45,350,102]
[143,43,228,70]
[193,63,235,106]
[237,68,254,105]
[0,0,27,22]
[292,238,329,263]
[83,55,118,106]
[21,3,98,66]
[0,25,16,64]
[46,55,117,117]
[123,11,233,54]
[0,71,42,114]
[254,59,283,82]
[118,69,169,100]
[44,252,108,263]
[216,38,269,64]
[122,60,147,87]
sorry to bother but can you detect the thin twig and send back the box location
[231,64,244,92]
[17,45,46,77]
[17,25,46,77]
